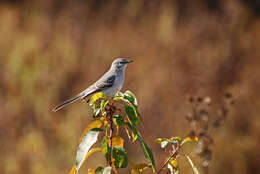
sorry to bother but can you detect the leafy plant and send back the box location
[69,91,199,174]
[156,136,199,174]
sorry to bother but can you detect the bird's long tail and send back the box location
[52,93,84,112]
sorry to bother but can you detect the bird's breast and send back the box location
[114,72,125,91]
[104,72,124,97]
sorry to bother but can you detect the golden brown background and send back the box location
[1,0,260,174]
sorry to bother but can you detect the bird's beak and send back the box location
[126,60,134,64]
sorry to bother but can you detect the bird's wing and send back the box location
[94,74,116,90]
[52,72,116,112]
[77,73,116,101]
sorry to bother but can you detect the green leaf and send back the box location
[90,128,103,132]
[181,136,198,146]
[94,166,112,174]
[125,105,138,126]
[113,115,124,126]
[124,90,138,107]
[126,123,155,172]
[113,92,126,102]
[125,122,138,141]
[101,136,111,162]
[131,131,138,141]
[95,166,104,174]
[100,100,109,114]
[112,147,128,168]
[137,136,155,172]
[185,155,200,174]
[112,96,125,102]
[114,91,143,123]
[124,91,143,122]
[124,125,132,141]
[89,92,107,106]
[75,120,102,172]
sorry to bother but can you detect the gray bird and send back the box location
[52,58,133,112]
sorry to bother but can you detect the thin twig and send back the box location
[157,144,181,174]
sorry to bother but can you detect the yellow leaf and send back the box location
[112,136,124,148]
[170,137,182,142]
[181,136,198,145]
[87,168,95,174]
[79,120,102,143]
[155,138,164,144]
[112,163,118,174]
[103,120,108,127]
[89,92,107,104]
[74,148,102,174]
[83,148,102,162]
[131,169,138,174]
[69,165,76,174]
[131,163,149,174]
[169,158,178,169]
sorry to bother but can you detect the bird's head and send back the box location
[111,58,133,71]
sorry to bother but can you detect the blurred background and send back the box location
[0,0,260,174]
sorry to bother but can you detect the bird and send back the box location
[52,58,133,112]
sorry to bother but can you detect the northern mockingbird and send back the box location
[52,58,133,112]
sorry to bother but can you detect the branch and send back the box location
[108,102,115,167]
[157,144,181,174]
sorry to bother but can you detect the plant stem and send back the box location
[108,103,114,167]
[157,144,181,174]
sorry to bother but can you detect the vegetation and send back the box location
[1,1,259,174]
[69,91,199,174]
